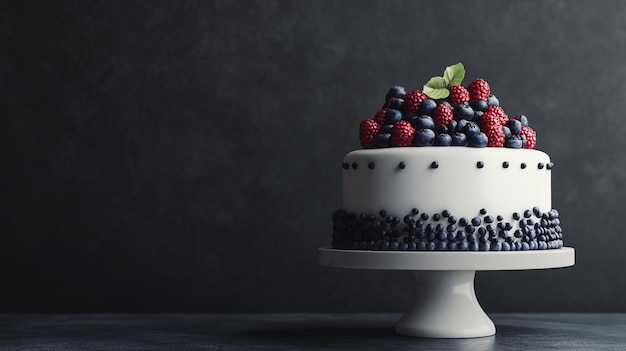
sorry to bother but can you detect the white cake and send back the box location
[331,63,563,251]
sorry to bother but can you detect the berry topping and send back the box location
[447,85,470,106]
[403,90,429,115]
[359,119,381,149]
[390,120,416,147]
[520,126,537,149]
[385,86,406,101]
[433,103,454,129]
[468,78,490,101]
[373,108,389,125]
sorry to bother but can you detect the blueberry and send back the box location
[473,110,483,121]
[490,241,502,251]
[502,126,512,138]
[521,134,527,148]
[477,161,484,168]
[412,208,419,215]
[398,242,409,251]
[456,231,467,241]
[417,99,437,115]
[435,223,444,232]
[448,216,457,224]
[379,209,387,217]
[447,224,457,232]
[479,242,490,251]
[471,99,488,112]
[521,242,530,251]
[450,132,467,146]
[399,162,406,169]
[389,241,400,250]
[368,162,375,169]
[380,124,394,134]
[459,217,469,226]
[434,133,452,146]
[385,86,406,101]
[502,242,511,251]
[442,210,450,217]
[447,231,456,241]
[465,225,475,234]
[467,132,488,147]
[454,102,474,120]
[421,213,429,220]
[448,242,458,251]
[458,241,469,251]
[471,217,482,226]
[467,233,477,242]
[446,120,458,134]
[497,215,504,221]
[436,242,447,251]
[524,209,532,218]
[469,242,479,251]
[513,212,520,220]
[376,133,391,147]
[484,215,494,223]
[487,94,499,106]
[514,114,529,127]
[521,162,527,169]
[499,230,509,239]
[437,124,449,134]
[480,208,487,215]
[436,231,446,241]
[387,97,404,110]
[417,240,427,250]
[408,242,417,251]
[414,129,436,146]
[455,119,469,132]
[433,213,441,221]
[430,161,439,169]
[506,119,522,135]
[504,135,523,149]
[411,115,436,130]
[385,109,403,124]
[461,121,481,136]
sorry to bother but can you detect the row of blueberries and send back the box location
[342,160,554,170]
[331,208,563,251]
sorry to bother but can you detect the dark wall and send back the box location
[2,0,625,312]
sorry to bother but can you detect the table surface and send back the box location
[1,313,625,350]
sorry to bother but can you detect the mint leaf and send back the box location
[443,62,465,87]
[423,76,449,99]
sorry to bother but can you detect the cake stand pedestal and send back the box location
[318,247,575,338]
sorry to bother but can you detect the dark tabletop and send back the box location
[1,313,624,350]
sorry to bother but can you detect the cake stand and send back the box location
[318,247,575,338]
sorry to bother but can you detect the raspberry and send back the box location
[390,120,415,147]
[479,112,505,147]
[485,105,508,125]
[447,85,469,106]
[521,126,537,149]
[403,90,428,115]
[432,103,454,129]
[373,108,388,125]
[468,78,490,101]
[359,119,381,149]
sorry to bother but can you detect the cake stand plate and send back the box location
[318,247,575,338]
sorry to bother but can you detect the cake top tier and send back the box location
[359,63,538,150]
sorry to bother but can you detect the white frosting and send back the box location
[342,147,552,229]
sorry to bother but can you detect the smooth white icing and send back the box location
[342,147,552,231]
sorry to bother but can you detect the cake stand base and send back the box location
[395,270,494,338]
[318,247,575,338]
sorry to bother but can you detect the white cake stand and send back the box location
[318,247,575,338]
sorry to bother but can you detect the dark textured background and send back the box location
[2,0,625,312]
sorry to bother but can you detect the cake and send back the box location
[331,63,563,251]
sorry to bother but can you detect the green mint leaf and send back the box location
[423,76,449,99]
[443,62,465,87]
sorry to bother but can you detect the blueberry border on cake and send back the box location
[332,207,563,251]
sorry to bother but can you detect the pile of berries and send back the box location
[359,65,537,149]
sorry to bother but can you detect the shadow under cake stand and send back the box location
[318,247,575,338]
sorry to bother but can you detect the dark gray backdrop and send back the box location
[2,0,624,312]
